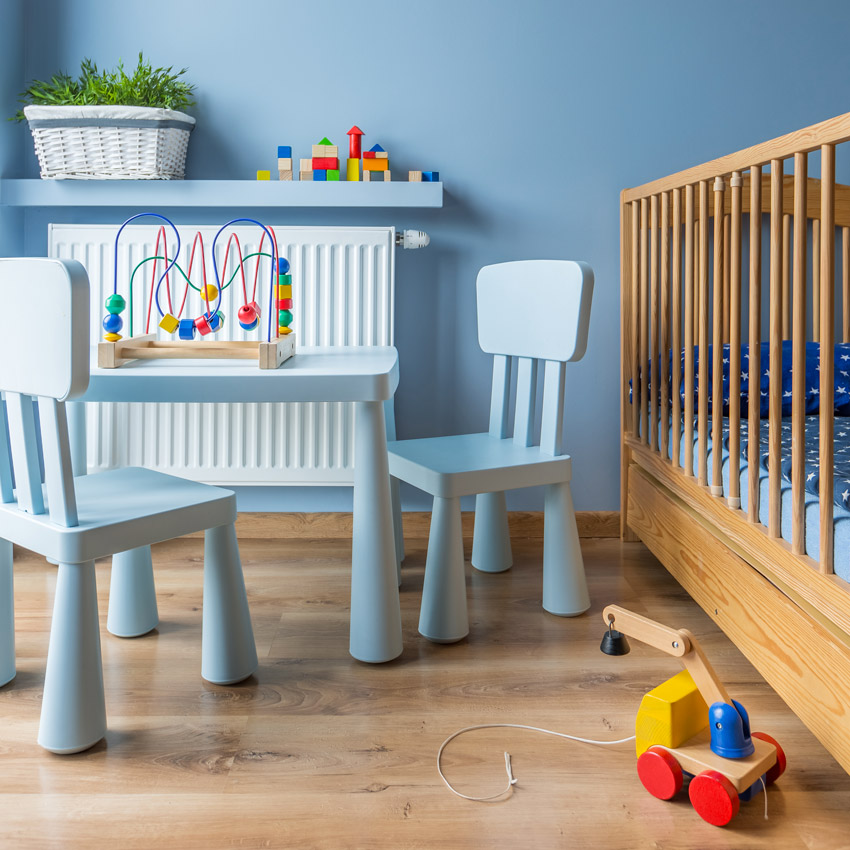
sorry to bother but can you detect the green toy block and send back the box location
[327,169,340,181]
[318,136,333,146]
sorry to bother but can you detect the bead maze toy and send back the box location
[98,213,295,370]
[600,605,786,827]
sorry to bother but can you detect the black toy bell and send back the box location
[600,623,630,656]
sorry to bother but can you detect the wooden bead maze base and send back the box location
[98,333,296,370]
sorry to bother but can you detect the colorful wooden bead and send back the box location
[207,310,224,332]
[202,284,219,302]
[178,319,196,340]
[278,298,293,310]
[102,313,123,334]
[278,283,292,299]
[239,318,259,331]
[278,309,293,327]
[194,315,213,336]
[279,327,293,335]
[103,332,122,342]
[159,313,179,333]
[105,293,126,314]
[238,304,257,326]
[278,258,290,275]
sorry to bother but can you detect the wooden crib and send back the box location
[620,111,850,774]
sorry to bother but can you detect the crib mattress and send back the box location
[660,416,850,582]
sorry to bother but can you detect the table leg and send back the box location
[350,401,403,663]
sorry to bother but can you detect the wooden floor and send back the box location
[3,535,850,849]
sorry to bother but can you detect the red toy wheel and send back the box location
[752,731,787,785]
[636,746,684,800]
[689,770,740,826]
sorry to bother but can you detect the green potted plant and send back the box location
[13,54,196,179]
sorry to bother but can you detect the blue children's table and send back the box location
[68,345,403,664]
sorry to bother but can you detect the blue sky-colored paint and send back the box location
[3,0,850,511]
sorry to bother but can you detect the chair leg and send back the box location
[542,481,590,616]
[202,523,258,685]
[0,539,14,687]
[419,496,468,643]
[107,546,159,638]
[471,491,513,573]
[38,560,106,754]
[390,475,405,583]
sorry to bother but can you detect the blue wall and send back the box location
[7,0,850,511]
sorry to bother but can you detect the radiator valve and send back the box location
[396,229,430,249]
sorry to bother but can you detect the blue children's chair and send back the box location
[0,258,258,753]
[388,260,594,642]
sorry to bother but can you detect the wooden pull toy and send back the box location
[601,605,787,827]
[98,213,296,370]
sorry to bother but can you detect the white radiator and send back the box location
[48,223,396,485]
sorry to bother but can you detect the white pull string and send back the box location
[437,723,636,802]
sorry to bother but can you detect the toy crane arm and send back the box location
[602,605,731,707]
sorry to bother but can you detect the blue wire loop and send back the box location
[113,213,182,316]
[211,218,278,342]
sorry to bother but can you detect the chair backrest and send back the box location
[476,260,593,455]
[0,259,90,526]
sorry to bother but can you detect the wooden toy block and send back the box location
[312,145,339,158]
[277,145,292,158]
[299,158,313,171]
[317,137,334,146]
[159,313,179,333]
[278,157,293,170]
[278,283,292,298]
[363,151,376,159]
[313,169,327,181]
[363,158,388,172]
[299,170,313,181]
[256,170,271,180]
[347,158,360,181]
[312,157,340,170]
[363,150,388,160]
[347,126,364,159]
[422,171,440,182]
[327,169,340,181]
[408,171,422,182]
[368,143,386,153]
[383,170,391,181]
[635,670,709,757]
[363,170,372,182]
[279,170,293,181]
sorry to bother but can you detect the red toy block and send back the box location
[278,298,293,310]
[348,126,364,159]
[312,157,339,170]
[363,151,376,159]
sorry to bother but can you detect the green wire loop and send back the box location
[127,251,272,336]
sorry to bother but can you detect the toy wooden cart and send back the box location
[601,605,787,827]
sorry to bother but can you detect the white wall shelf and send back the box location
[0,179,443,208]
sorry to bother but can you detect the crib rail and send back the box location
[621,110,850,577]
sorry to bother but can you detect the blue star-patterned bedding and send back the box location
[634,341,850,416]
[716,415,850,512]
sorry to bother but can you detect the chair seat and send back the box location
[387,432,571,498]
[0,467,236,564]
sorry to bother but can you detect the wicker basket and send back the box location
[24,105,196,179]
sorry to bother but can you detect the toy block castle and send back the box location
[309,137,340,181]
[362,144,391,182]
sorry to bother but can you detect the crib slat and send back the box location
[711,177,726,497]
[792,154,808,555]
[728,172,743,510]
[640,198,649,444]
[513,357,538,448]
[660,192,670,460]
[698,180,710,487]
[671,188,683,470]
[723,213,731,343]
[631,201,640,439]
[843,227,850,343]
[694,219,700,351]
[748,165,763,524]
[813,219,821,342]
[820,144,835,574]
[768,160,784,537]
[684,185,695,477]
[650,195,659,451]
[782,213,792,339]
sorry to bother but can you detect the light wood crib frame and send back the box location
[620,111,850,774]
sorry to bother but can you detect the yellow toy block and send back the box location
[278,284,292,299]
[635,669,709,757]
[347,158,360,181]
[363,158,388,172]
[256,170,271,180]
[159,313,180,333]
